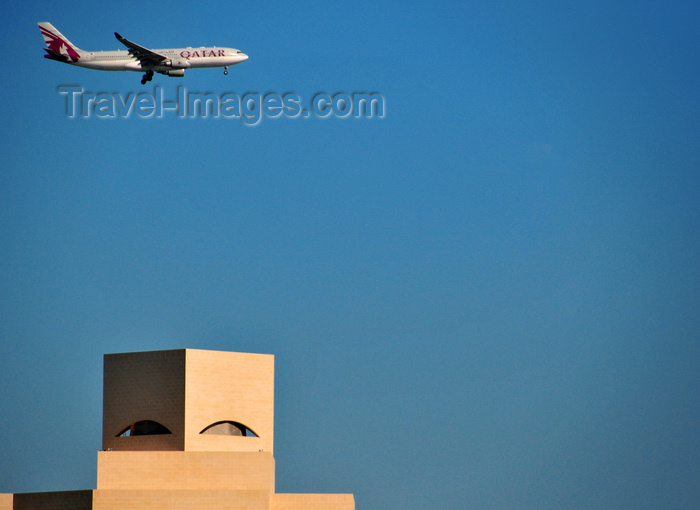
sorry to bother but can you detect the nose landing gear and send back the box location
[223,66,229,75]
[140,70,154,85]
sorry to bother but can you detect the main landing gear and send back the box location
[140,70,154,85]
[224,66,229,75]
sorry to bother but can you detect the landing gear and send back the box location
[223,66,229,75]
[140,70,154,85]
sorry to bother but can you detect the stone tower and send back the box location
[1,349,354,510]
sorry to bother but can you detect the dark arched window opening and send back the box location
[200,420,258,437]
[116,420,172,437]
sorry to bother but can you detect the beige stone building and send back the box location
[1,349,354,510]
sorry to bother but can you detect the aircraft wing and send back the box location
[114,32,167,66]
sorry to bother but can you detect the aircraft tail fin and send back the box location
[38,22,83,62]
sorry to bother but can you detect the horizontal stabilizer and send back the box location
[44,48,70,62]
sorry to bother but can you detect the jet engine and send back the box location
[164,58,190,69]
[162,69,185,77]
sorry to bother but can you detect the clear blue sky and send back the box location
[2,1,700,508]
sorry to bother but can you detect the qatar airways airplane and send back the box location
[39,22,248,84]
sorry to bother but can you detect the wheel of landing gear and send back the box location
[224,70,229,75]
[141,78,147,85]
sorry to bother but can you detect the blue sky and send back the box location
[2,1,700,508]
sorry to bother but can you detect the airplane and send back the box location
[38,22,248,84]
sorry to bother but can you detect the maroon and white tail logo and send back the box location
[39,24,80,62]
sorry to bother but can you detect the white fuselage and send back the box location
[73,46,247,72]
